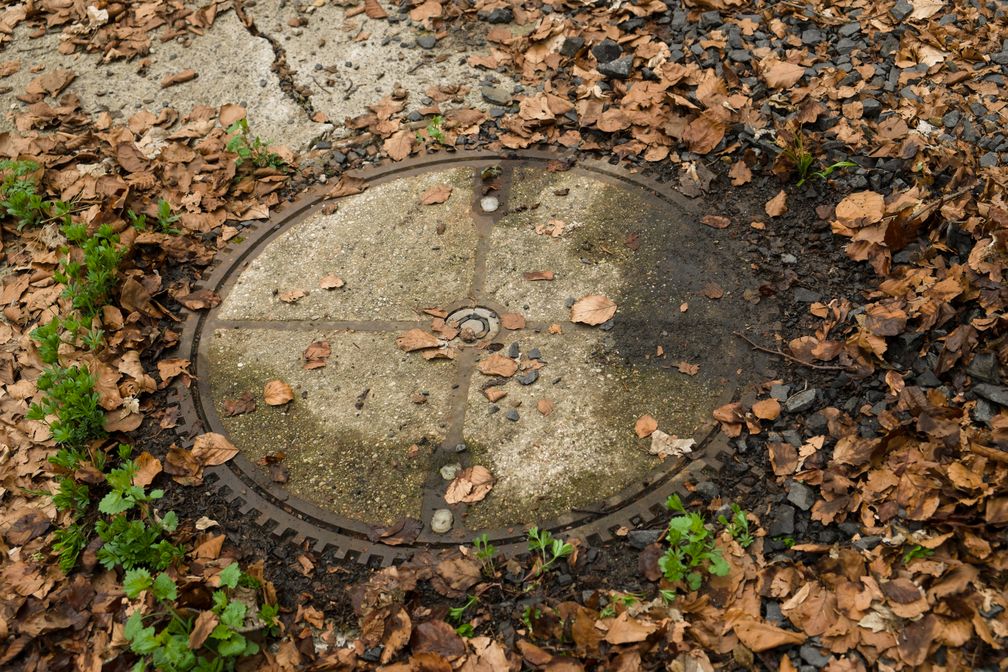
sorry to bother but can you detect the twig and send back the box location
[733,332,848,371]
[968,443,1008,464]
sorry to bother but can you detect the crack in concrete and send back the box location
[233,1,317,121]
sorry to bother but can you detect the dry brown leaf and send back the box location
[319,274,344,290]
[635,415,658,438]
[444,466,495,504]
[570,295,617,325]
[278,289,306,304]
[765,191,788,217]
[762,59,806,88]
[264,380,294,406]
[364,0,388,19]
[189,611,219,650]
[523,270,555,281]
[604,613,659,644]
[478,353,517,377]
[303,340,331,370]
[326,176,368,198]
[191,433,239,466]
[752,398,781,420]
[161,69,198,88]
[396,328,441,352]
[729,160,752,186]
[537,398,555,416]
[384,129,413,161]
[133,451,162,487]
[484,387,507,402]
[732,616,807,652]
[701,214,730,229]
[194,533,225,560]
[500,312,526,330]
[702,283,724,299]
[834,191,885,227]
[677,361,699,376]
[420,184,452,205]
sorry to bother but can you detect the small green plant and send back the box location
[520,606,541,632]
[473,533,496,574]
[718,504,754,548]
[54,221,126,319]
[26,365,105,448]
[776,535,796,549]
[658,495,729,599]
[527,527,573,576]
[96,447,182,571]
[226,118,286,170]
[600,592,640,618]
[124,562,268,671]
[779,129,856,186]
[902,544,934,565]
[128,199,180,234]
[0,159,50,230]
[417,115,446,146]
[449,595,478,636]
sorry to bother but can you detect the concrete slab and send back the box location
[199,157,762,533]
[217,167,477,322]
[0,11,323,150]
[243,2,521,138]
[206,327,454,525]
[463,330,718,528]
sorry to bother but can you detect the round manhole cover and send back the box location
[177,152,768,564]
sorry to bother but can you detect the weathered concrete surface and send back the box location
[245,2,521,138]
[218,167,477,322]
[463,330,717,528]
[0,11,322,148]
[207,327,453,525]
[201,161,760,530]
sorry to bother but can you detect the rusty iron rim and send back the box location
[173,150,741,566]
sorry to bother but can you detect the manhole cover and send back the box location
[176,152,767,564]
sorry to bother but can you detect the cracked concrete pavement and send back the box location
[0,3,523,152]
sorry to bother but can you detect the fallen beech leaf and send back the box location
[264,380,294,406]
[303,340,331,370]
[188,611,219,650]
[326,176,368,198]
[765,190,788,217]
[701,214,730,229]
[478,353,517,377]
[484,386,507,402]
[191,433,239,466]
[161,69,198,88]
[177,289,221,310]
[650,430,694,459]
[729,160,752,185]
[363,0,388,19]
[396,328,441,352]
[420,184,452,205]
[702,283,724,299]
[570,295,617,325]
[500,312,526,329]
[732,616,806,651]
[762,59,806,88]
[635,415,658,438]
[834,191,885,227]
[223,392,256,417]
[444,466,495,504]
[523,270,555,281]
[677,361,699,376]
[278,289,306,304]
[384,129,413,161]
[752,398,781,420]
[604,613,659,644]
[319,274,344,290]
[133,451,162,487]
[537,398,555,415]
[194,533,225,560]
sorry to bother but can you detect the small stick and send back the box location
[968,443,1008,464]
[733,331,847,371]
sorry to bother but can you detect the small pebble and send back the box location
[505,409,519,422]
[431,509,453,534]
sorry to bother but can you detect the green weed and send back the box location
[54,221,126,319]
[226,118,287,171]
[26,365,105,448]
[902,544,934,565]
[0,159,49,230]
[718,504,754,548]
[779,130,856,186]
[658,494,729,599]
[124,562,270,671]
[128,198,180,234]
[527,527,573,576]
[416,115,446,146]
[473,532,496,575]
